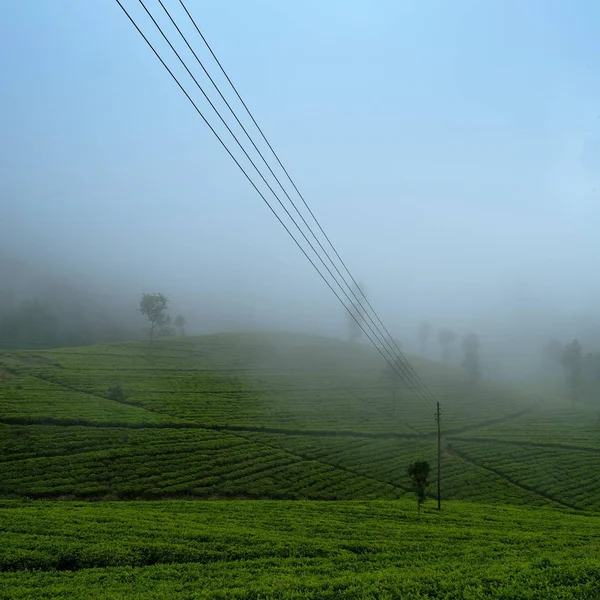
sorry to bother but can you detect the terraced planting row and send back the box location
[1,333,584,508]
[455,403,600,449]
[241,432,554,506]
[0,424,134,461]
[0,375,172,426]
[450,439,600,510]
[0,425,399,500]
[1,500,599,599]
[2,346,428,433]
[1,334,537,437]
[0,420,556,504]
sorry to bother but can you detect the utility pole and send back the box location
[436,401,441,511]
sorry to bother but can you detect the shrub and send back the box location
[107,384,126,402]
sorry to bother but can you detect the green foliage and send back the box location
[107,384,125,402]
[0,500,599,598]
[0,332,597,507]
[2,332,600,597]
[449,439,600,511]
[407,460,430,516]
[138,293,172,342]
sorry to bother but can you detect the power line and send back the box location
[131,0,429,404]
[113,0,427,399]
[175,0,436,405]
[138,0,431,407]
[114,0,435,408]
[176,0,437,404]
[155,1,398,361]
[127,0,435,408]
[132,1,430,405]
[170,2,435,409]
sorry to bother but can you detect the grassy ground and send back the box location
[1,499,599,599]
[0,332,598,508]
[1,332,600,598]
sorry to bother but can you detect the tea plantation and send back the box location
[1,500,599,599]
[1,332,599,598]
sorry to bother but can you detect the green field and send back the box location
[1,332,599,598]
[1,500,599,599]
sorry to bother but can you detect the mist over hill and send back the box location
[2,246,600,386]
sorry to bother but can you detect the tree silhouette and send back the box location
[139,293,171,344]
[437,328,458,363]
[407,460,430,518]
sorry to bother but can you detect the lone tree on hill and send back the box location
[562,339,583,407]
[461,333,481,385]
[139,293,172,344]
[174,315,187,337]
[407,460,430,518]
[347,281,367,342]
[418,321,431,357]
[437,328,458,363]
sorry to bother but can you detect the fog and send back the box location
[2,1,600,376]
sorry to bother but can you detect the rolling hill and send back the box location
[1,499,599,599]
[2,331,600,598]
[1,331,598,510]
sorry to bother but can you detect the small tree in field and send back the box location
[407,460,430,518]
[139,293,171,343]
[174,315,187,337]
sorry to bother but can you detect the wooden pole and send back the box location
[436,401,441,511]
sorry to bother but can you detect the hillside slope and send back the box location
[1,499,599,599]
[0,332,598,508]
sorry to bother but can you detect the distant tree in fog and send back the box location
[381,358,405,416]
[392,336,403,350]
[418,321,431,357]
[407,460,430,518]
[0,299,58,348]
[461,333,481,385]
[174,315,187,337]
[583,352,600,403]
[562,339,583,407]
[139,293,172,343]
[542,339,564,372]
[0,289,15,318]
[347,282,367,342]
[437,329,458,363]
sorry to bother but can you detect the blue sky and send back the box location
[2,0,600,337]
